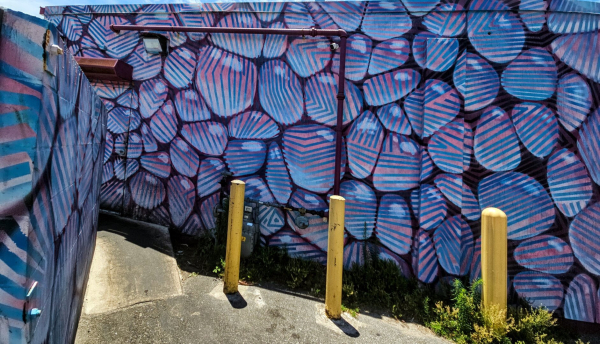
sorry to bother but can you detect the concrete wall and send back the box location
[46,0,600,323]
[0,8,107,343]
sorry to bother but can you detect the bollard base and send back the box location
[325,308,341,320]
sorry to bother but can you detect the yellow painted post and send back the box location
[481,207,508,312]
[325,195,345,319]
[223,180,245,294]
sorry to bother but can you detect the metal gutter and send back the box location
[111,24,348,195]
[74,57,133,81]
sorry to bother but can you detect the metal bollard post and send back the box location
[325,195,346,319]
[481,207,507,312]
[223,180,246,294]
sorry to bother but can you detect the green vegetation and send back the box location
[170,208,587,344]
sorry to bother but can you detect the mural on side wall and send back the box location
[0,9,107,343]
[46,0,600,323]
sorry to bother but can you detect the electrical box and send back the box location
[240,201,259,258]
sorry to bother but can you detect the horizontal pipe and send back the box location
[110,25,348,38]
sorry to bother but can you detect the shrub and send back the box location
[428,279,572,344]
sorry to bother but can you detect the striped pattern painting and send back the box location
[167,175,195,227]
[340,180,377,238]
[150,100,179,143]
[195,46,257,117]
[170,137,199,178]
[361,1,412,41]
[331,34,372,81]
[181,121,228,156]
[363,69,420,106]
[163,47,196,89]
[433,215,474,276]
[547,149,592,217]
[139,78,168,119]
[569,203,600,275]
[467,0,525,64]
[474,106,521,172]
[373,133,421,192]
[501,48,558,101]
[259,60,303,125]
[479,172,555,240]
[514,235,574,274]
[428,119,464,173]
[224,140,267,176]
[283,124,343,193]
[412,229,439,283]
[368,38,410,76]
[212,13,265,59]
[140,152,171,179]
[511,102,558,158]
[305,72,363,126]
[286,37,331,78]
[513,271,564,311]
[346,111,384,179]
[423,3,466,37]
[174,89,211,123]
[577,108,600,186]
[519,0,547,32]
[266,142,292,204]
[375,194,412,255]
[454,51,499,112]
[551,32,600,83]
[376,103,411,135]
[196,158,224,198]
[556,73,592,132]
[564,274,597,323]
[228,111,279,140]
[129,171,165,209]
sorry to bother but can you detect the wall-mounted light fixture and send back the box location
[141,33,169,56]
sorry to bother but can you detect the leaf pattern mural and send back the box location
[43,2,600,328]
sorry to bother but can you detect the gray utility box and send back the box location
[240,201,259,258]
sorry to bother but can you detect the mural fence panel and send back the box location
[0,9,107,343]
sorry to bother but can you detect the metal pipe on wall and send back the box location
[110,24,348,196]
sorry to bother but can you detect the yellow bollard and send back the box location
[481,207,508,312]
[325,195,346,319]
[223,180,246,294]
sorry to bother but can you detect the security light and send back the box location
[141,34,169,56]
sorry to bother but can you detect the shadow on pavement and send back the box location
[226,292,248,309]
[330,317,360,338]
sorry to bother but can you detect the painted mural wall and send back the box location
[0,9,107,343]
[46,0,600,323]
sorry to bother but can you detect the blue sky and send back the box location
[7,0,600,22]
[3,0,201,17]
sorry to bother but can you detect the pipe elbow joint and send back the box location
[337,29,349,38]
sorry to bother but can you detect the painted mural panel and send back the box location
[0,9,107,343]
[46,0,600,323]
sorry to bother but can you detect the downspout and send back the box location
[111,24,348,195]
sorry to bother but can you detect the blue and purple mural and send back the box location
[0,9,107,343]
[46,0,600,323]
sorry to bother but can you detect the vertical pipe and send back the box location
[325,195,346,319]
[481,207,508,312]
[333,34,348,196]
[223,180,246,294]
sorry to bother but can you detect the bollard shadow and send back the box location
[226,292,247,309]
[329,316,360,338]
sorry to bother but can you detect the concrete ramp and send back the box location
[82,213,182,315]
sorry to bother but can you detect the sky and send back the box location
[5,0,600,23]
[2,0,201,18]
